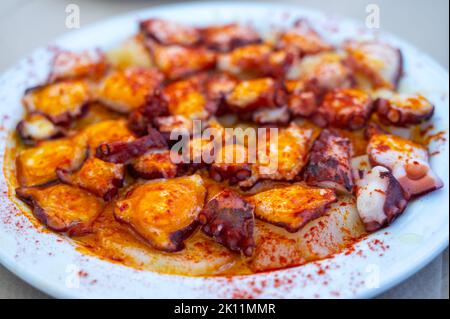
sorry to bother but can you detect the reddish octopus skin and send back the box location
[16,183,104,236]
[128,149,180,180]
[374,94,435,127]
[208,142,253,185]
[344,40,403,90]
[217,44,296,78]
[22,82,90,126]
[289,52,354,97]
[48,49,107,82]
[355,166,409,232]
[16,113,65,145]
[56,156,125,202]
[198,189,255,256]
[313,88,373,130]
[127,90,170,136]
[200,24,262,52]
[304,129,354,193]
[367,134,444,197]
[364,121,387,140]
[139,18,201,46]
[276,19,333,56]
[210,165,253,185]
[284,80,318,118]
[225,78,286,113]
[96,128,167,164]
[144,39,216,80]
[203,73,238,114]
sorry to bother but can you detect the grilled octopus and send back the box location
[304,129,354,193]
[198,189,255,256]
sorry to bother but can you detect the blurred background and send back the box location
[0,0,448,299]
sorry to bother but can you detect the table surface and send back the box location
[0,0,448,299]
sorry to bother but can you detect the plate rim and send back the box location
[0,1,448,299]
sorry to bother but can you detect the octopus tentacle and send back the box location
[374,93,434,126]
[198,189,255,256]
[96,128,167,164]
[367,134,444,197]
[312,88,373,130]
[304,129,354,193]
[355,165,409,232]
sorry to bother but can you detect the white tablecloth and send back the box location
[0,0,448,299]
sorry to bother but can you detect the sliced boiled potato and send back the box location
[88,205,237,276]
[249,220,306,272]
[249,196,366,272]
[298,196,366,260]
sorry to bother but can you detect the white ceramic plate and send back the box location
[0,2,448,299]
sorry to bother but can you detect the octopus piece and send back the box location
[163,77,213,120]
[57,157,124,201]
[96,128,167,164]
[22,80,91,125]
[364,121,387,140]
[16,113,64,145]
[313,88,373,130]
[374,92,434,126]
[82,119,136,153]
[217,44,272,76]
[146,40,216,80]
[16,135,87,187]
[139,18,201,46]
[284,80,318,117]
[289,52,354,93]
[16,183,104,236]
[114,174,206,252]
[355,165,409,232]
[210,143,253,184]
[96,67,164,113]
[217,43,294,77]
[252,105,290,125]
[368,133,444,197]
[73,103,123,129]
[204,72,238,104]
[304,129,354,193]
[200,23,261,52]
[198,189,255,256]
[247,183,337,232]
[129,149,179,179]
[256,123,314,181]
[225,78,284,112]
[154,115,194,136]
[48,49,107,82]
[127,90,169,136]
[265,49,297,78]
[344,40,403,89]
[176,135,220,167]
[276,19,333,56]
